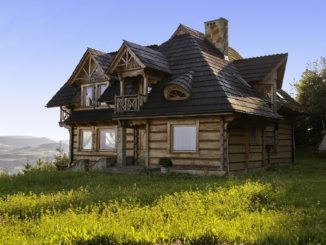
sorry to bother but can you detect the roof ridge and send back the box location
[234,53,288,62]
[87,47,107,55]
[123,40,165,55]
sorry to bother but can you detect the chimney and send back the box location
[204,18,229,58]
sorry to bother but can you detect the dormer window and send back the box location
[98,83,108,106]
[163,84,191,101]
[83,85,94,107]
[169,89,187,99]
[81,82,108,108]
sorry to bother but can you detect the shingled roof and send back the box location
[47,48,114,108]
[46,82,78,108]
[164,70,194,95]
[113,33,281,120]
[120,40,171,74]
[276,89,303,116]
[90,49,115,72]
[47,22,290,121]
[233,54,288,87]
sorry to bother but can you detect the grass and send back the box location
[0,149,325,244]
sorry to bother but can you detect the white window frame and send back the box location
[80,129,93,151]
[170,123,198,153]
[97,128,116,151]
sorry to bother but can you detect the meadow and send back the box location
[0,150,325,244]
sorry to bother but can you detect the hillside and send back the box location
[0,136,68,174]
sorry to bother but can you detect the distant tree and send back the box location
[294,57,326,145]
[53,142,69,170]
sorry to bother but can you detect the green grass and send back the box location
[0,150,325,244]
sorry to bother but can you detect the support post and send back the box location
[143,75,148,103]
[68,126,74,167]
[119,75,124,96]
[117,122,126,166]
[145,120,149,168]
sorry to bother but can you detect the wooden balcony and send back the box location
[115,94,146,114]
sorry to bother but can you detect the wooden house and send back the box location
[47,18,302,174]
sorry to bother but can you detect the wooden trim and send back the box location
[113,112,234,120]
[145,121,149,167]
[108,45,145,74]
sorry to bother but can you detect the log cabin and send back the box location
[46,18,303,174]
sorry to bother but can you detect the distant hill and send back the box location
[0,136,68,174]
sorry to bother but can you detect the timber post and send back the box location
[117,121,126,166]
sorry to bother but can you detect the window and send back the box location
[163,85,191,101]
[82,83,108,107]
[99,129,116,150]
[83,85,94,107]
[98,84,108,106]
[169,90,187,99]
[81,130,92,150]
[172,125,197,152]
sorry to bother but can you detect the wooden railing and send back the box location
[115,94,146,113]
[59,107,71,127]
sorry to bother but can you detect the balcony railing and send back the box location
[115,94,146,114]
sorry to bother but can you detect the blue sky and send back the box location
[0,0,325,141]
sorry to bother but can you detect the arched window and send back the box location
[163,85,190,101]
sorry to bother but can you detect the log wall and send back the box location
[269,121,293,165]
[228,127,265,171]
[147,116,224,170]
[228,121,293,171]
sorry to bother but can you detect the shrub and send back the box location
[23,159,56,174]
[158,157,173,168]
[53,153,69,171]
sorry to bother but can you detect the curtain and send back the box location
[173,125,196,151]
[82,130,92,150]
[100,129,116,150]
[85,86,93,106]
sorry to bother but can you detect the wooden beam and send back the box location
[143,74,148,103]
[145,120,149,167]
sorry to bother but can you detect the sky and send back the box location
[0,0,325,141]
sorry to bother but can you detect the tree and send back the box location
[294,57,326,144]
[53,142,70,170]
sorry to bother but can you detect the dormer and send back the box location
[233,53,288,112]
[105,41,170,113]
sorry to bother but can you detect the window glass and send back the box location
[98,84,108,106]
[84,86,94,107]
[99,129,116,150]
[173,125,196,151]
[81,130,92,150]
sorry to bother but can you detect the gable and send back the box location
[108,45,145,74]
[108,41,171,74]
[46,48,112,108]
[233,54,288,88]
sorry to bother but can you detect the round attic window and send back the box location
[163,85,190,101]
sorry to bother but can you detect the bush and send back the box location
[53,153,69,170]
[23,159,56,174]
[158,157,173,167]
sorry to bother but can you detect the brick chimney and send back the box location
[204,18,229,58]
